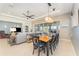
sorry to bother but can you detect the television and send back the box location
[16,28,21,32]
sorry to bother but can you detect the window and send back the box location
[25,26,28,32]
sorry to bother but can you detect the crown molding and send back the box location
[0,11,71,22]
[0,13,27,21]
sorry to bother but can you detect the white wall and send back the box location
[71,3,79,55]
[0,12,71,40]
[53,14,71,40]
[0,15,31,33]
[32,14,71,40]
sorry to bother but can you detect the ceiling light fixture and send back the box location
[45,3,53,23]
[45,16,53,22]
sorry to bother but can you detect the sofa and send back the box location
[0,31,5,39]
[9,32,35,45]
[15,32,27,44]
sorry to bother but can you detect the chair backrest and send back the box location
[32,36,39,45]
[50,30,59,44]
[50,33,57,44]
[56,33,59,42]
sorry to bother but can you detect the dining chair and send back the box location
[32,36,46,56]
[49,34,56,54]
[49,30,59,54]
[54,33,59,48]
[52,32,59,51]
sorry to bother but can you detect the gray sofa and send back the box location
[15,32,27,44]
[9,32,33,45]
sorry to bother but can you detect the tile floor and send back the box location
[0,38,76,56]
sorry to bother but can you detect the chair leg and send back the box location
[38,47,40,56]
[50,45,53,54]
[53,44,56,51]
[53,46,55,51]
[53,43,57,51]
[43,48,45,53]
[32,47,35,54]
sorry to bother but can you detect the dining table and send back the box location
[39,35,52,56]
[31,33,54,56]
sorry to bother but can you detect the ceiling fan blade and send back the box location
[23,13,29,17]
[31,17,34,19]
[23,13,27,16]
[23,10,35,20]
[30,15,35,17]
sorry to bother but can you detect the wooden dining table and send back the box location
[39,35,52,56]
[31,33,53,56]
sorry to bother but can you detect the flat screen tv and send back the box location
[16,28,21,32]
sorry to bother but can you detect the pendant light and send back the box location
[45,3,53,23]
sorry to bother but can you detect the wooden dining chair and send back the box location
[49,34,56,54]
[54,33,59,49]
[51,32,59,51]
[32,36,47,56]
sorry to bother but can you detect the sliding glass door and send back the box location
[34,21,60,33]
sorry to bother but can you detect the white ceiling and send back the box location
[0,3,73,19]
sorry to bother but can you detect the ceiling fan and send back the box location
[23,10,35,20]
